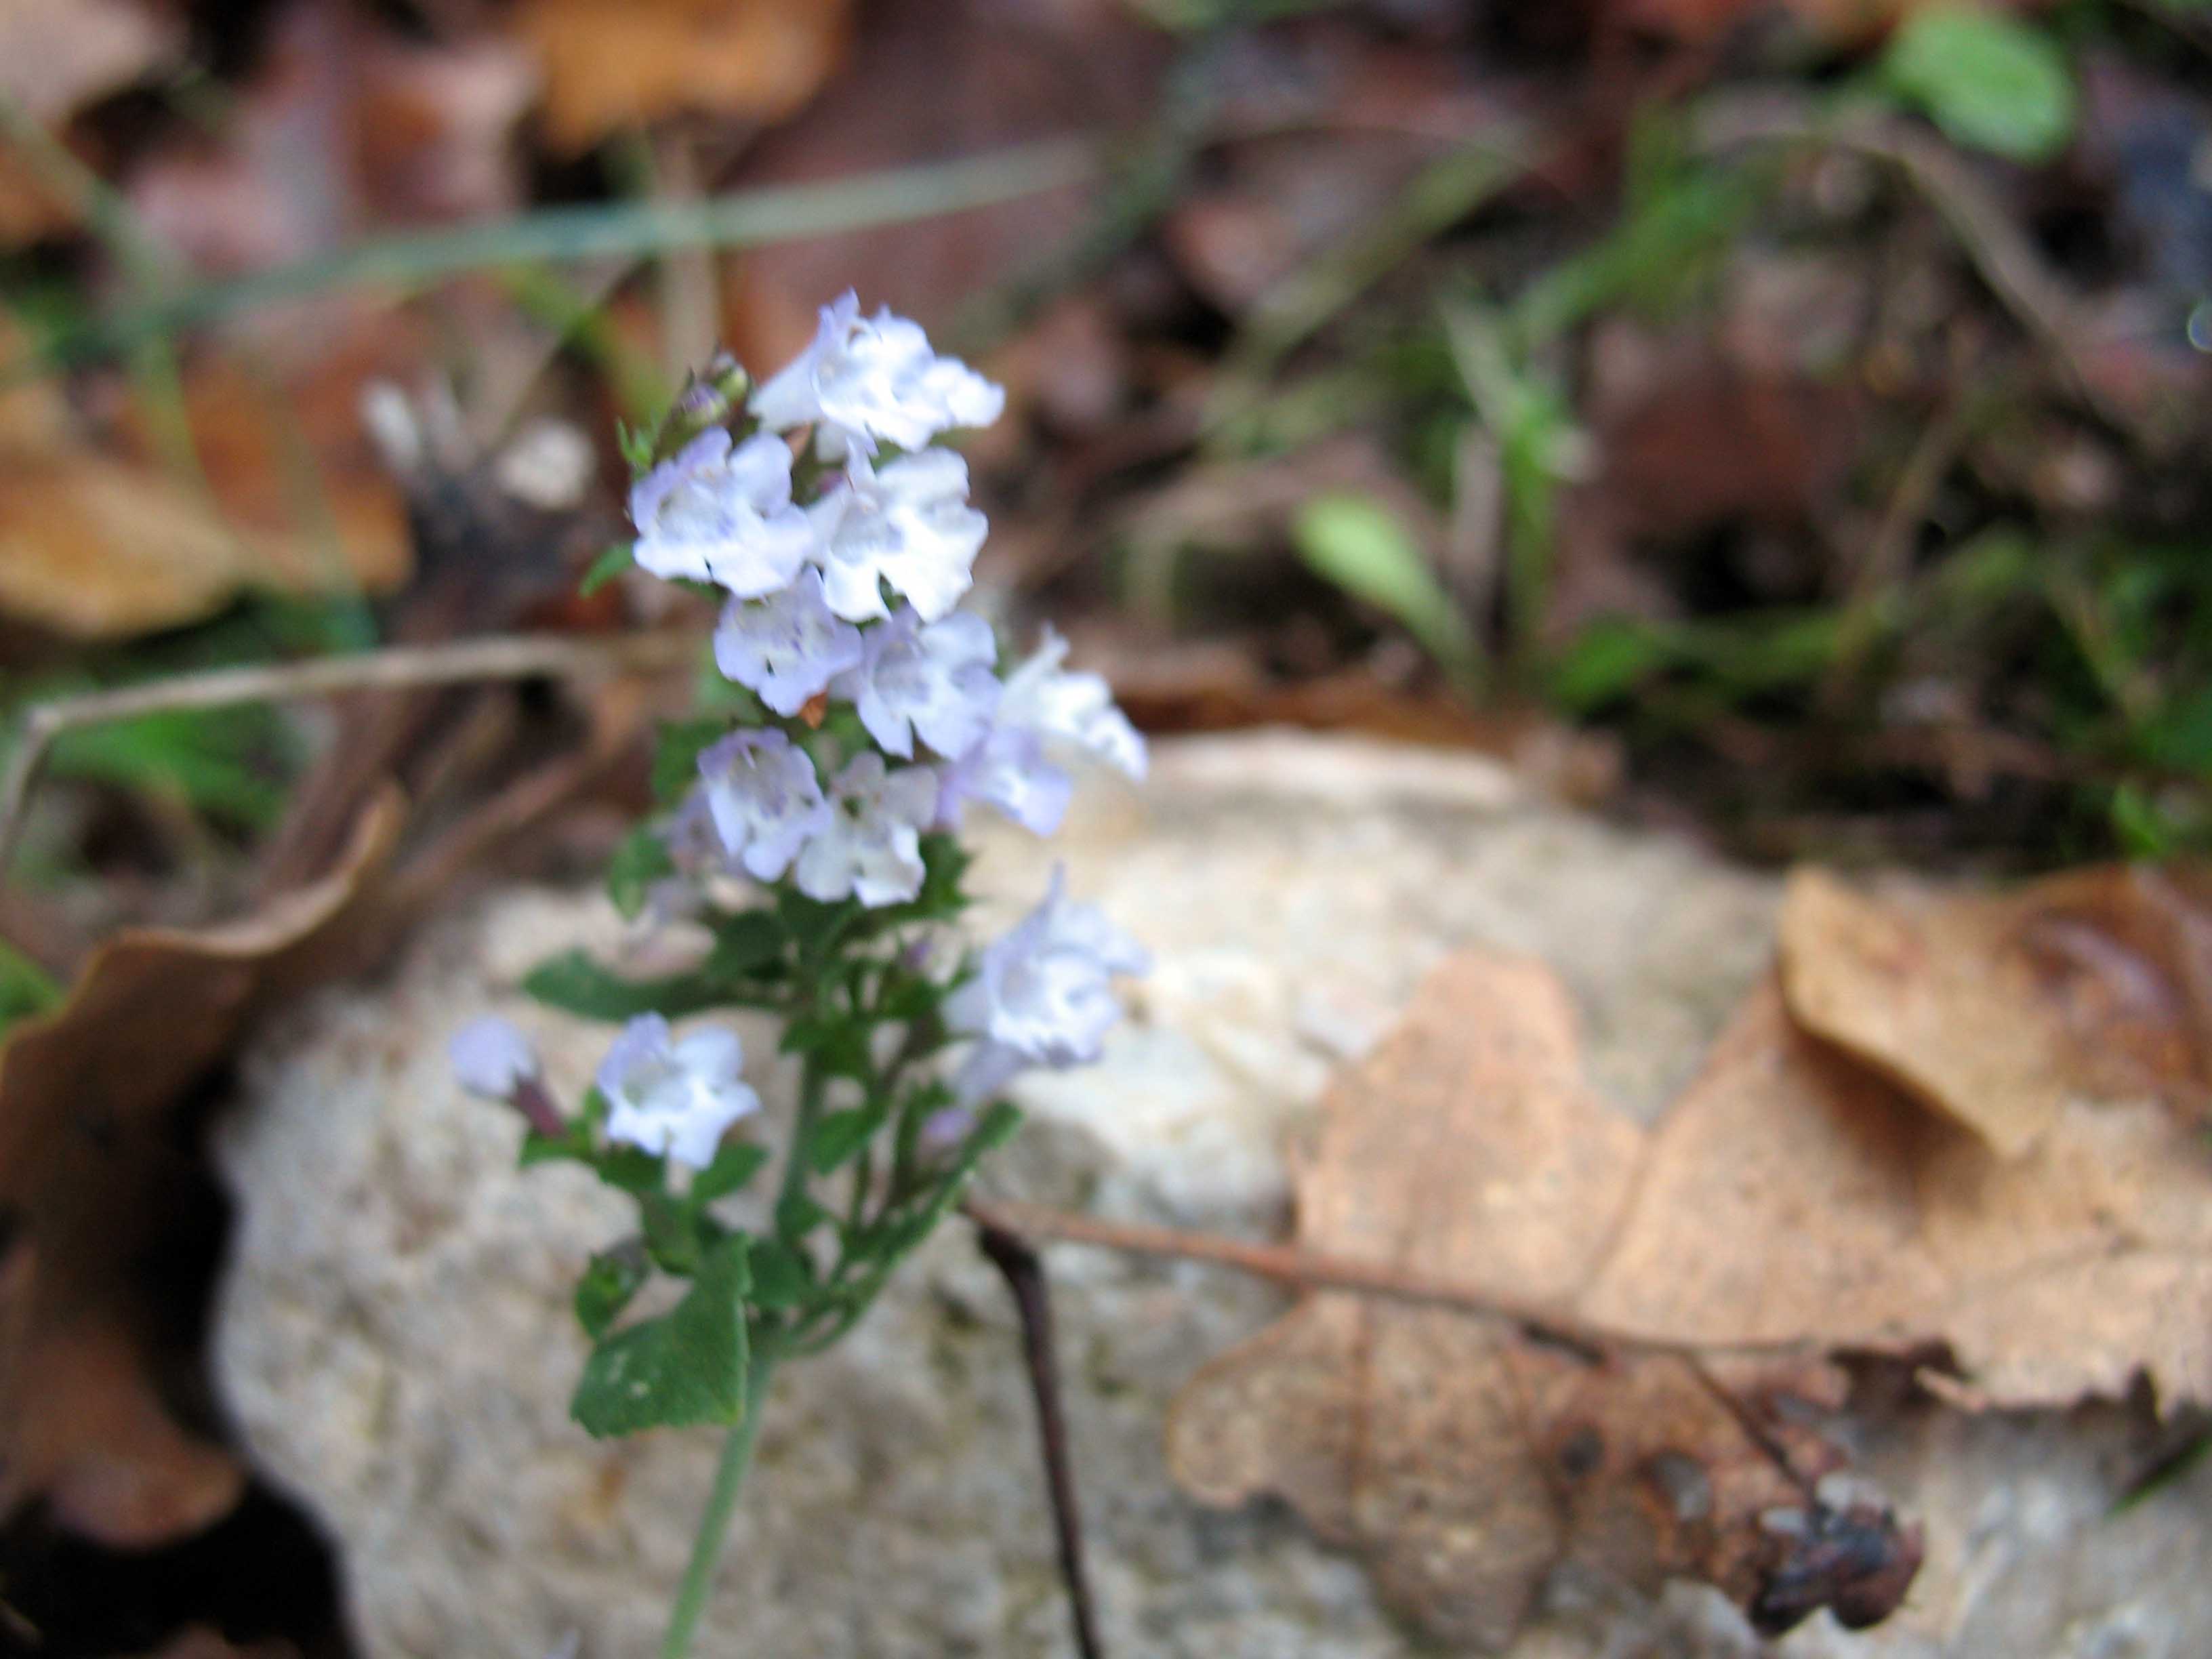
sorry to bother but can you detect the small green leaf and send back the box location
[575,1242,651,1340]
[571,1237,750,1438]
[747,1237,817,1309]
[653,717,732,803]
[707,911,786,981]
[781,1010,875,1082]
[579,541,635,597]
[598,1146,667,1197]
[687,1140,770,1209]
[523,950,729,1022]
[776,1188,832,1244]
[606,825,677,920]
[1881,7,2076,165]
[1548,619,1674,711]
[1292,493,1480,680]
[808,1106,881,1173]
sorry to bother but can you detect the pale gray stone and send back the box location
[211,733,2211,1658]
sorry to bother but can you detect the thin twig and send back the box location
[975,1218,1105,1659]
[1694,98,2120,430]
[963,1197,1822,1363]
[0,630,697,880]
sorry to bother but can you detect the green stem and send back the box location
[661,1351,779,1659]
[779,1055,826,1217]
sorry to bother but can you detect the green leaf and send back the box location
[781,1009,875,1082]
[0,937,60,1036]
[808,1106,881,1174]
[775,1188,832,1244]
[570,1236,750,1438]
[522,949,730,1022]
[707,911,786,981]
[746,1237,817,1309]
[1881,7,2076,164]
[687,1140,770,1209]
[1549,619,1675,711]
[1292,493,1480,680]
[653,717,731,803]
[575,1242,651,1340]
[606,825,678,920]
[579,541,635,596]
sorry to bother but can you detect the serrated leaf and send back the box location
[575,1242,651,1340]
[1881,7,2076,164]
[1293,493,1480,679]
[687,1140,770,1209]
[571,1237,750,1438]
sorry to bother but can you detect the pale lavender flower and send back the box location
[450,1015,539,1100]
[945,867,1147,1103]
[934,725,1072,838]
[697,729,829,882]
[712,569,864,716]
[596,1014,760,1169]
[793,752,939,907]
[628,428,816,597]
[805,449,987,622]
[937,628,1142,836]
[832,607,1000,760]
[750,291,1004,458]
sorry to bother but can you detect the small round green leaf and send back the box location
[1881,7,2076,165]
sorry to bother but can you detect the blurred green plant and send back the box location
[1878,6,2078,164]
[1292,493,1481,684]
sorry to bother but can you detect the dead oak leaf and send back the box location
[1166,953,1908,1650]
[1578,979,2212,1410]
[0,791,402,1547]
[512,0,852,155]
[1779,864,2212,1156]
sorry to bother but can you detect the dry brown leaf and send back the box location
[1167,954,1918,1648]
[0,792,402,1546]
[1780,865,2212,1155]
[0,0,178,241]
[0,312,413,640]
[1580,977,2212,1410]
[513,0,852,154]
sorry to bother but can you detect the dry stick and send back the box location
[1696,101,2119,431]
[974,1218,1106,1659]
[0,630,699,880]
[962,1197,1823,1364]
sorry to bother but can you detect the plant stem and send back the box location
[661,1351,778,1659]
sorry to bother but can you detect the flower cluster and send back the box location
[460,294,1146,1173]
[440,298,1151,1647]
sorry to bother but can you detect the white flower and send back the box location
[628,428,817,597]
[697,729,828,882]
[450,1015,539,1100]
[832,607,1000,760]
[750,290,1004,458]
[945,867,1147,1102]
[712,569,864,716]
[794,752,939,907]
[937,627,1143,836]
[806,449,987,622]
[596,1014,760,1169]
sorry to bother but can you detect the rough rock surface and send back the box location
[210,733,2212,1658]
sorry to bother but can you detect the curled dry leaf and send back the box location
[0,792,402,1547]
[1779,863,2212,1156]
[512,0,853,155]
[1166,954,1921,1650]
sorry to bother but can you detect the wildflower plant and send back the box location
[449,295,1145,1658]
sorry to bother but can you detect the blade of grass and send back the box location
[16,139,1103,377]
